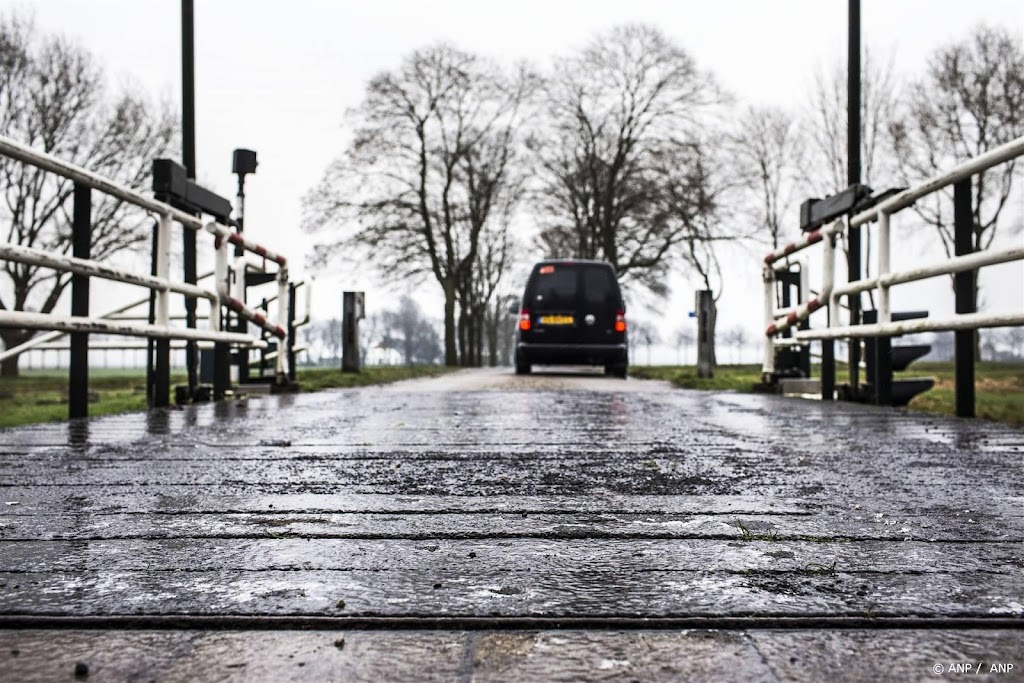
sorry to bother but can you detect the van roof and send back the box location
[534,259,614,268]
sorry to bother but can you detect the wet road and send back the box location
[1,368,1023,681]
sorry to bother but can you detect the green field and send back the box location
[0,366,455,429]
[630,361,1024,427]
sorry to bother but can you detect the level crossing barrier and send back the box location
[0,134,297,418]
[762,135,1024,416]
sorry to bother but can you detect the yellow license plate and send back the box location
[539,315,574,325]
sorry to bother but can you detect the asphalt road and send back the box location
[1,367,1022,681]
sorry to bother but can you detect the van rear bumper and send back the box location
[517,342,627,366]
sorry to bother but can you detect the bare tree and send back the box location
[383,295,443,365]
[531,24,723,295]
[628,318,660,365]
[890,25,1024,269]
[484,291,518,367]
[730,106,804,251]
[803,47,902,309]
[305,45,534,366]
[1002,327,1024,360]
[302,317,342,365]
[804,47,902,197]
[0,14,177,376]
[455,137,524,366]
[724,325,749,364]
[672,325,694,365]
[652,138,744,371]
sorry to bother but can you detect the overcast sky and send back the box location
[4,0,1023,362]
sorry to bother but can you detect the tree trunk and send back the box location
[486,308,498,367]
[0,329,32,378]
[457,307,468,366]
[443,281,458,366]
[473,309,484,367]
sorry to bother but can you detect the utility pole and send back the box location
[181,0,199,401]
[847,0,862,393]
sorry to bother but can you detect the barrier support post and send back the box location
[954,179,976,417]
[182,222,198,401]
[69,183,91,420]
[821,232,836,400]
[761,267,775,379]
[287,282,297,383]
[874,211,892,405]
[152,213,172,408]
[235,256,249,384]
[276,269,290,382]
[213,237,231,399]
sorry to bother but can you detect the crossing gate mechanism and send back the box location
[760,135,1024,416]
[0,134,311,418]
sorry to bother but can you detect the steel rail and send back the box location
[850,135,1024,227]
[831,246,1024,299]
[792,311,1024,340]
[0,243,216,301]
[0,310,264,345]
[25,340,271,351]
[0,134,286,265]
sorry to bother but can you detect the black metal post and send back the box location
[235,178,249,384]
[154,338,170,407]
[287,283,297,382]
[847,0,862,392]
[146,226,157,405]
[954,179,976,417]
[874,336,892,405]
[182,0,195,178]
[213,341,230,399]
[182,229,198,402]
[230,150,258,386]
[180,0,199,401]
[69,183,91,420]
[821,339,835,401]
[151,223,169,409]
[260,297,269,377]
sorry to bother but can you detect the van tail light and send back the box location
[519,309,531,331]
[615,310,626,333]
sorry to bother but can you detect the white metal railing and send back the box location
[761,135,1024,376]
[0,133,294,381]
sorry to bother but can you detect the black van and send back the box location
[514,260,628,377]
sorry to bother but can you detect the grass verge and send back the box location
[295,365,456,392]
[0,365,456,429]
[629,364,763,392]
[631,361,1024,427]
[897,361,1023,426]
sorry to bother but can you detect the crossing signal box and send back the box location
[862,310,935,407]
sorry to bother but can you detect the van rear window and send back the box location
[581,267,614,305]
[532,266,576,309]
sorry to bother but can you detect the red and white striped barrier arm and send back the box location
[763,229,825,267]
[764,221,841,337]
[223,295,287,340]
[765,297,827,336]
[209,224,287,267]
